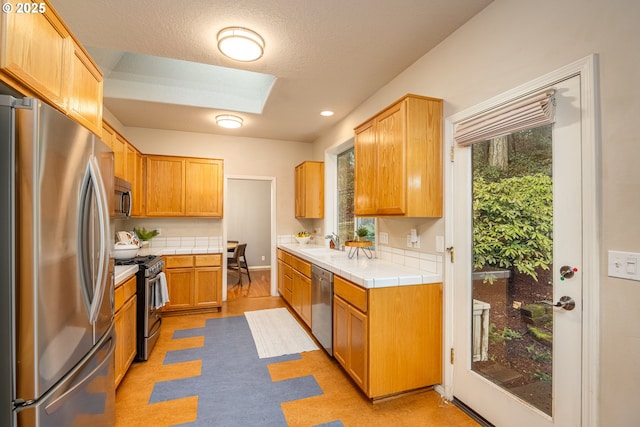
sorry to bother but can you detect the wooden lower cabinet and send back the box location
[276,249,312,327]
[163,254,222,314]
[114,275,137,388]
[333,275,443,400]
[277,257,293,304]
[292,269,312,327]
[333,294,368,391]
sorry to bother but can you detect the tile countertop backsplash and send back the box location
[278,241,442,289]
[137,236,224,256]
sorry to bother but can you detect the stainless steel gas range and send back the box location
[115,255,164,361]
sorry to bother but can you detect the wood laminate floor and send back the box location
[116,283,478,426]
[227,268,271,300]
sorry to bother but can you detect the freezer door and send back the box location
[15,327,116,427]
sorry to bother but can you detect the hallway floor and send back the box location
[115,296,479,426]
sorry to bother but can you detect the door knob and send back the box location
[537,296,576,311]
[560,265,578,280]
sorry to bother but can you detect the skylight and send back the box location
[87,47,276,114]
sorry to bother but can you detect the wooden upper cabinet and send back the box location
[67,41,103,135]
[146,156,185,217]
[0,1,104,134]
[0,1,69,107]
[185,158,223,217]
[101,121,144,217]
[146,155,223,217]
[133,151,144,217]
[295,161,324,218]
[354,94,443,218]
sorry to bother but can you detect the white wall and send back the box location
[312,0,640,424]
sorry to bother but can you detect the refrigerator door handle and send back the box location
[43,334,114,415]
[81,155,110,324]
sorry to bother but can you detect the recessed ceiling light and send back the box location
[216,114,243,129]
[320,110,334,117]
[217,27,265,62]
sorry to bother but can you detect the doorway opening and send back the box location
[224,176,276,301]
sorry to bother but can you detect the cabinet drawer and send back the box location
[195,254,221,267]
[334,275,367,313]
[115,276,137,312]
[283,263,293,279]
[291,255,311,277]
[164,255,194,268]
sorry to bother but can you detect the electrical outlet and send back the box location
[414,236,420,248]
[156,228,162,236]
[407,235,413,247]
[379,232,389,244]
[436,236,444,253]
[261,255,266,261]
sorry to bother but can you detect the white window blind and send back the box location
[454,89,556,146]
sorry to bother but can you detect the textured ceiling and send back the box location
[51,0,493,143]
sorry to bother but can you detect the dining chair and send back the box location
[227,243,251,285]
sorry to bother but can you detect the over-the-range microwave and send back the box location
[114,176,132,218]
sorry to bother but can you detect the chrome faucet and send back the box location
[325,232,341,250]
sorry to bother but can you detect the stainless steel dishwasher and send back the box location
[311,264,334,356]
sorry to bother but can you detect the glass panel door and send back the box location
[471,125,553,415]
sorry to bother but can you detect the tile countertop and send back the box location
[278,243,442,289]
[114,264,139,286]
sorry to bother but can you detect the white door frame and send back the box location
[223,174,278,300]
[442,55,600,426]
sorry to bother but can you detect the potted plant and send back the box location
[133,227,159,247]
[355,226,368,242]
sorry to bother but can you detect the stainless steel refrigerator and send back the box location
[1,94,116,426]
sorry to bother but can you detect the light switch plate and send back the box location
[608,250,640,281]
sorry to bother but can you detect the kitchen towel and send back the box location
[155,272,169,309]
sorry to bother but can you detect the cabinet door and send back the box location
[294,164,305,217]
[68,41,103,135]
[348,307,368,391]
[0,2,69,107]
[292,270,312,327]
[194,267,221,307]
[114,305,126,386]
[146,156,184,216]
[122,295,137,381]
[124,143,136,184]
[164,268,193,310]
[291,270,304,319]
[354,120,377,215]
[133,152,144,216]
[277,259,286,297]
[375,101,406,214]
[299,274,312,327]
[112,134,126,179]
[185,158,223,217]
[101,122,115,150]
[333,296,349,369]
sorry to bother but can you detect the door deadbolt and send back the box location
[560,265,578,280]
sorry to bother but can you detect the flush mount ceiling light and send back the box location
[215,114,243,129]
[320,110,335,117]
[217,27,265,62]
